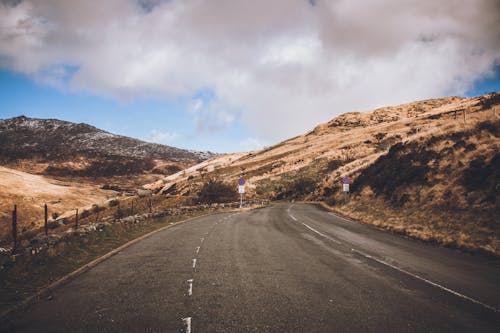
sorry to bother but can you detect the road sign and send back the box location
[238,185,245,193]
[342,177,350,184]
[343,184,349,192]
[239,178,246,186]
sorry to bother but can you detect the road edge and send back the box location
[310,201,499,259]
[0,210,229,323]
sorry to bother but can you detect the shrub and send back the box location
[198,180,238,204]
[288,178,316,198]
[92,204,104,213]
[326,159,343,172]
[109,199,120,207]
[373,133,387,141]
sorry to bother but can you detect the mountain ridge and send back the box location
[0,115,215,163]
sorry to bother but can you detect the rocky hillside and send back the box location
[147,92,499,255]
[0,116,215,177]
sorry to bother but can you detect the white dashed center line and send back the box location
[192,258,197,268]
[187,279,193,296]
[182,317,192,333]
[195,246,200,254]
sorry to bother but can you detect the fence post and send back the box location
[75,209,79,229]
[463,108,467,125]
[149,198,152,213]
[12,205,17,252]
[44,204,48,236]
[131,200,134,216]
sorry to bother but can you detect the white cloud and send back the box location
[149,129,179,144]
[1,0,499,144]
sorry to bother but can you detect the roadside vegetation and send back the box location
[324,119,499,256]
[197,180,238,204]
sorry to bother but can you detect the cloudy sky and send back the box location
[1,0,499,152]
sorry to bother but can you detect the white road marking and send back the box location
[182,317,192,333]
[302,222,342,245]
[195,246,200,254]
[187,279,193,296]
[289,214,297,221]
[351,248,499,313]
[200,237,204,243]
[192,258,197,268]
[328,212,354,223]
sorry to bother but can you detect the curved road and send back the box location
[2,203,499,332]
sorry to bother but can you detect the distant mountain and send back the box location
[0,116,216,177]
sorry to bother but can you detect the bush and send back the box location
[326,159,343,172]
[109,199,120,207]
[288,178,316,198]
[92,204,104,213]
[198,180,238,204]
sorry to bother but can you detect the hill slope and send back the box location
[0,116,214,177]
[0,116,216,242]
[147,92,499,255]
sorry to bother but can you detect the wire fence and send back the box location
[2,195,170,251]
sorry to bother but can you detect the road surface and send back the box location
[1,203,499,332]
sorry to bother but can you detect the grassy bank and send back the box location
[319,198,499,257]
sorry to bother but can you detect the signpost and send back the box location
[238,178,245,208]
[342,177,350,204]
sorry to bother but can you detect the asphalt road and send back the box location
[1,203,499,332]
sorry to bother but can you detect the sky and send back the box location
[0,0,499,153]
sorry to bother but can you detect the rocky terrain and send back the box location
[147,92,499,255]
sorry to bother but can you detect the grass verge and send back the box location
[317,199,499,258]
[0,209,230,316]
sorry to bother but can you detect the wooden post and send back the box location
[44,204,48,236]
[75,209,79,229]
[12,205,17,251]
[149,198,152,213]
[131,200,134,216]
[463,108,467,125]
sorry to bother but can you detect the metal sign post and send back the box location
[342,177,350,204]
[238,178,245,208]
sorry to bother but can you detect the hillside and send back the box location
[0,116,215,178]
[0,116,216,243]
[0,166,115,242]
[147,93,499,255]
